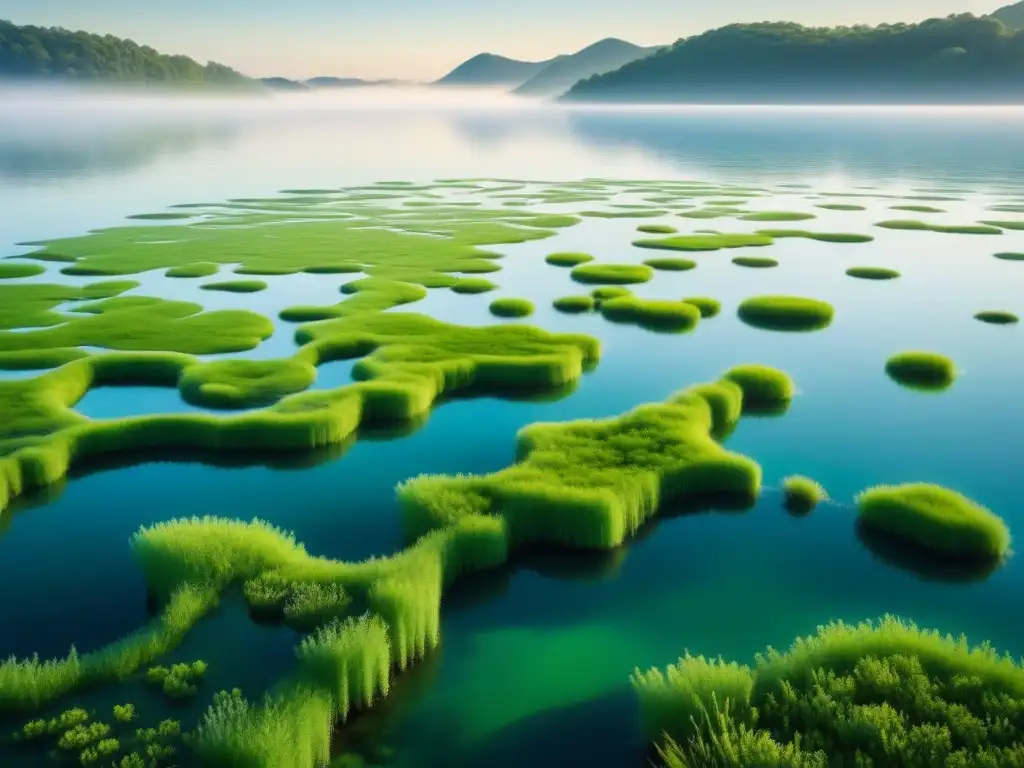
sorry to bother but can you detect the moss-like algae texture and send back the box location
[570,264,654,285]
[737,296,835,332]
[885,351,956,390]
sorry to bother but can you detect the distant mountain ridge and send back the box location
[991,0,1024,28]
[261,76,409,91]
[433,53,557,87]
[0,18,247,84]
[513,38,663,97]
[562,15,1024,104]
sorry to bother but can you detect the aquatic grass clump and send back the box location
[975,310,1019,324]
[732,256,778,268]
[633,234,773,252]
[178,358,316,409]
[599,297,702,332]
[643,257,697,271]
[782,476,827,515]
[846,266,900,280]
[145,660,208,699]
[489,298,534,318]
[885,351,956,390]
[637,224,678,234]
[545,252,594,267]
[0,263,45,279]
[295,615,391,721]
[636,616,1024,766]
[856,484,1010,562]
[570,264,654,285]
[552,295,595,313]
[450,278,497,294]
[875,219,1003,236]
[200,280,269,293]
[681,297,721,318]
[283,583,353,631]
[166,263,218,279]
[737,296,834,332]
[722,365,795,410]
[193,687,334,768]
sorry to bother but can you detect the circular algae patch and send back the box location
[974,311,1018,325]
[885,351,956,391]
[738,295,834,332]
[571,263,654,285]
[489,298,534,318]
[846,266,900,280]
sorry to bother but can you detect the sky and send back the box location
[1,0,1005,80]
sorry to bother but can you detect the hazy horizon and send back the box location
[1,0,1004,81]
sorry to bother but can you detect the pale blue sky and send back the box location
[2,0,1002,80]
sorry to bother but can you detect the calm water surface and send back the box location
[2,88,1024,766]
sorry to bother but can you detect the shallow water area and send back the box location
[3,91,1024,766]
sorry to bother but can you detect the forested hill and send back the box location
[0,19,249,84]
[992,1,1024,29]
[562,15,1024,104]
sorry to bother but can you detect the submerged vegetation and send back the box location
[634,616,1024,767]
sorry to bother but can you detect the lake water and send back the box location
[2,86,1024,767]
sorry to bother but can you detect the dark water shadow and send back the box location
[855,520,1001,584]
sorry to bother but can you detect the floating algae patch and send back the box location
[681,297,721,318]
[993,252,1024,261]
[975,310,1019,324]
[200,280,268,294]
[570,264,653,285]
[643,257,696,271]
[815,204,866,212]
[552,296,595,314]
[781,475,827,515]
[637,225,677,234]
[580,210,667,219]
[737,296,834,332]
[545,252,594,268]
[755,229,874,243]
[489,298,534,318]
[856,483,1010,562]
[0,295,273,355]
[0,281,139,331]
[979,220,1024,231]
[875,220,1003,235]
[885,351,956,391]
[739,212,815,222]
[634,617,1024,766]
[167,262,219,279]
[0,263,45,279]
[126,212,195,221]
[451,278,497,294]
[179,358,317,409]
[846,266,900,280]
[732,256,778,269]
[890,205,946,213]
[590,287,632,303]
[676,209,743,220]
[598,297,701,333]
[633,234,773,252]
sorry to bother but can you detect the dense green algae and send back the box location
[980,220,1024,231]
[643,257,697,271]
[633,234,773,252]
[885,351,956,390]
[450,278,497,294]
[0,262,45,279]
[815,204,866,211]
[570,264,654,285]
[890,204,946,213]
[739,211,815,222]
[489,298,534,318]
[732,256,778,268]
[755,229,874,243]
[200,280,268,293]
[552,295,596,313]
[599,297,701,332]
[0,281,139,331]
[857,483,1010,561]
[975,310,1019,324]
[846,266,900,280]
[875,219,1003,236]
[737,296,835,332]
[545,252,594,267]
[994,252,1024,261]
[681,297,721,318]
[166,262,219,279]
[637,224,678,234]
[721,365,795,409]
[634,616,1024,767]
[179,359,317,409]
[782,475,827,515]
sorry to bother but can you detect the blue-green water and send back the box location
[2,89,1024,766]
